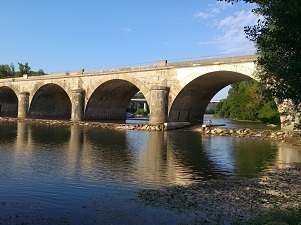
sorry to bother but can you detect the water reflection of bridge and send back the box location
[10,122,301,186]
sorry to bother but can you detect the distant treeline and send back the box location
[0,63,46,78]
[214,80,280,125]
[205,102,218,114]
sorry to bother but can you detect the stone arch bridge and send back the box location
[0,55,297,130]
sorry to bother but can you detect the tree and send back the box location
[0,63,47,78]
[0,64,14,78]
[215,80,280,124]
[36,69,46,75]
[18,62,31,75]
[218,0,301,107]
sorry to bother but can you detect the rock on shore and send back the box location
[190,126,301,146]
[0,117,166,130]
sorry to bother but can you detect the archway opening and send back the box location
[169,71,253,123]
[126,91,149,119]
[29,84,71,119]
[0,86,18,117]
[85,79,147,121]
[170,70,280,126]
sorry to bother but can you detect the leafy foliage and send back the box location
[215,80,280,124]
[0,62,46,78]
[218,0,301,108]
[0,64,15,78]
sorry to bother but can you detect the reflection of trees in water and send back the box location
[233,139,278,177]
[201,136,278,177]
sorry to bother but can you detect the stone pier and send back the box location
[18,92,29,118]
[149,86,169,125]
[71,89,84,121]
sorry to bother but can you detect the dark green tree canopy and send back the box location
[218,0,301,107]
[215,80,280,124]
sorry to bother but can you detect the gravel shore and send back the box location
[136,162,301,224]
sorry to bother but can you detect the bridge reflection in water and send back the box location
[8,121,301,187]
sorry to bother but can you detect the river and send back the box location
[0,118,300,222]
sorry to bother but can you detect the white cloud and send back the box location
[122,28,132,34]
[198,9,261,54]
[195,11,212,20]
[195,2,231,20]
[198,40,217,45]
[217,10,258,30]
[216,10,260,53]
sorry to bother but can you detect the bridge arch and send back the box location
[169,64,255,122]
[29,83,72,119]
[85,75,150,103]
[85,78,150,120]
[30,80,73,102]
[0,86,18,117]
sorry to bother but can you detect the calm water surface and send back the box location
[0,120,300,216]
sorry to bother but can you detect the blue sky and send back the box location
[0,0,259,99]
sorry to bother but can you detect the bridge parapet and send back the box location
[167,55,257,69]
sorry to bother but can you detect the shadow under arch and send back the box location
[85,79,148,121]
[169,71,253,122]
[29,84,71,119]
[0,86,18,117]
